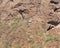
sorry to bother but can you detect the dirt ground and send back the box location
[0,0,60,48]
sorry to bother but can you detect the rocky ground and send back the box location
[0,0,60,48]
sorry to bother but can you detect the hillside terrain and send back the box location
[0,0,60,48]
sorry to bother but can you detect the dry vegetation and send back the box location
[0,0,60,48]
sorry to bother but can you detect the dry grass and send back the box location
[0,16,60,48]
